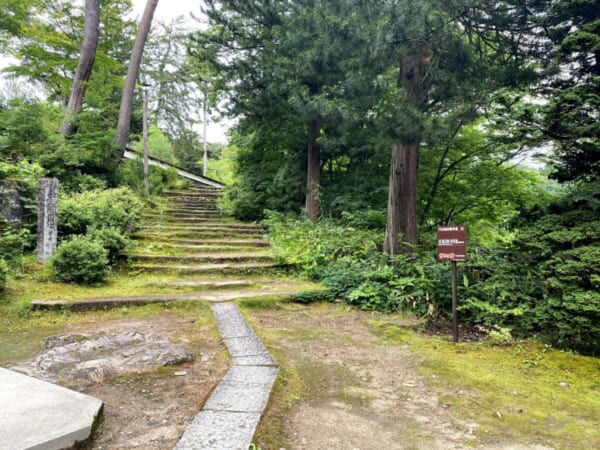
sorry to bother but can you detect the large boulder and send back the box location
[12,331,195,383]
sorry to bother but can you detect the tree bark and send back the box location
[59,0,100,136]
[114,0,159,158]
[383,142,419,255]
[384,49,430,255]
[306,118,321,221]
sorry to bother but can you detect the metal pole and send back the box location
[143,86,149,196]
[202,91,208,177]
[452,260,458,343]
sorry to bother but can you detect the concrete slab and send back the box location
[204,380,276,413]
[211,303,255,338]
[232,353,277,366]
[0,367,103,450]
[223,336,268,358]
[222,366,279,385]
[174,410,261,450]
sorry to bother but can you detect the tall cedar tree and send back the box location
[60,0,100,136]
[194,0,363,221]
[115,0,159,157]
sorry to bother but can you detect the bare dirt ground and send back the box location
[247,303,552,450]
[39,311,228,450]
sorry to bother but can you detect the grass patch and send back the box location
[0,300,215,366]
[370,320,600,449]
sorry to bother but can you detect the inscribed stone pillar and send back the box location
[36,178,59,263]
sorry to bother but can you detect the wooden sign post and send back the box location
[437,225,467,343]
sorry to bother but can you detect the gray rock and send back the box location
[0,180,24,225]
[13,331,195,382]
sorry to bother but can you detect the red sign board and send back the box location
[437,225,467,262]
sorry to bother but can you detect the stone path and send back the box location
[156,186,281,449]
[175,303,278,450]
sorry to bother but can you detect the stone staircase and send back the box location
[27,183,323,450]
[132,185,280,275]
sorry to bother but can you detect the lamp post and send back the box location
[202,91,208,177]
[142,82,150,196]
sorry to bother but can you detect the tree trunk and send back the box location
[306,118,321,221]
[59,0,100,136]
[384,49,430,255]
[114,0,159,158]
[383,142,419,255]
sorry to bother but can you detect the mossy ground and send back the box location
[370,320,600,449]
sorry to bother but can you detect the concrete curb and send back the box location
[31,289,300,311]
[0,367,103,450]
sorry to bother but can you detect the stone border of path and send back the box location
[175,302,278,449]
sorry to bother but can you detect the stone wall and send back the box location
[0,180,24,229]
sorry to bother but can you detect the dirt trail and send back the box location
[248,304,552,450]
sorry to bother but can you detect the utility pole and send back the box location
[142,83,150,196]
[202,91,208,177]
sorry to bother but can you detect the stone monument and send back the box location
[36,178,59,263]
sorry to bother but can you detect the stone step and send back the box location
[136,230,266,240]
[142,221,260,229]
[146,280,252,289]
[169,200,219,206]
[152,239,270,247]
[167,188,222,194]
[30,289,299,311]
[162,207,220,213]
[163,192,221,200]
[139,244,267,253]
[139,225,264,233]
[130,253,274,264]
[133,262,280,274]
[168,205,219,212]
[144,213,222,219]
[143,217,225,223]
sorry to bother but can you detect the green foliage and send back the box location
[292,290,335,304]
[87,226,134,264]
[485,327,514,346]
[51,235,110,284]
[0,228,32,263]
[135,125,177,164]
[53,188,142,278]
[0,98,54,161]
[116,159,179,196]
[266,213,447,314]
[461,184,600,355]
[58,187,142,237]
[0,258,8,289]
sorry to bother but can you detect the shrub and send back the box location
[0,228,32,262]
[265,213,442,315]
[87,227,135,264]
[59,187,143,236]
[461,184,600,355]
[486,327,514,346]
[51,235,109,284]
[117,159,180,196]
[0,258,8,289]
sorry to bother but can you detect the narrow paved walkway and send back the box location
[175,303,278,449]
